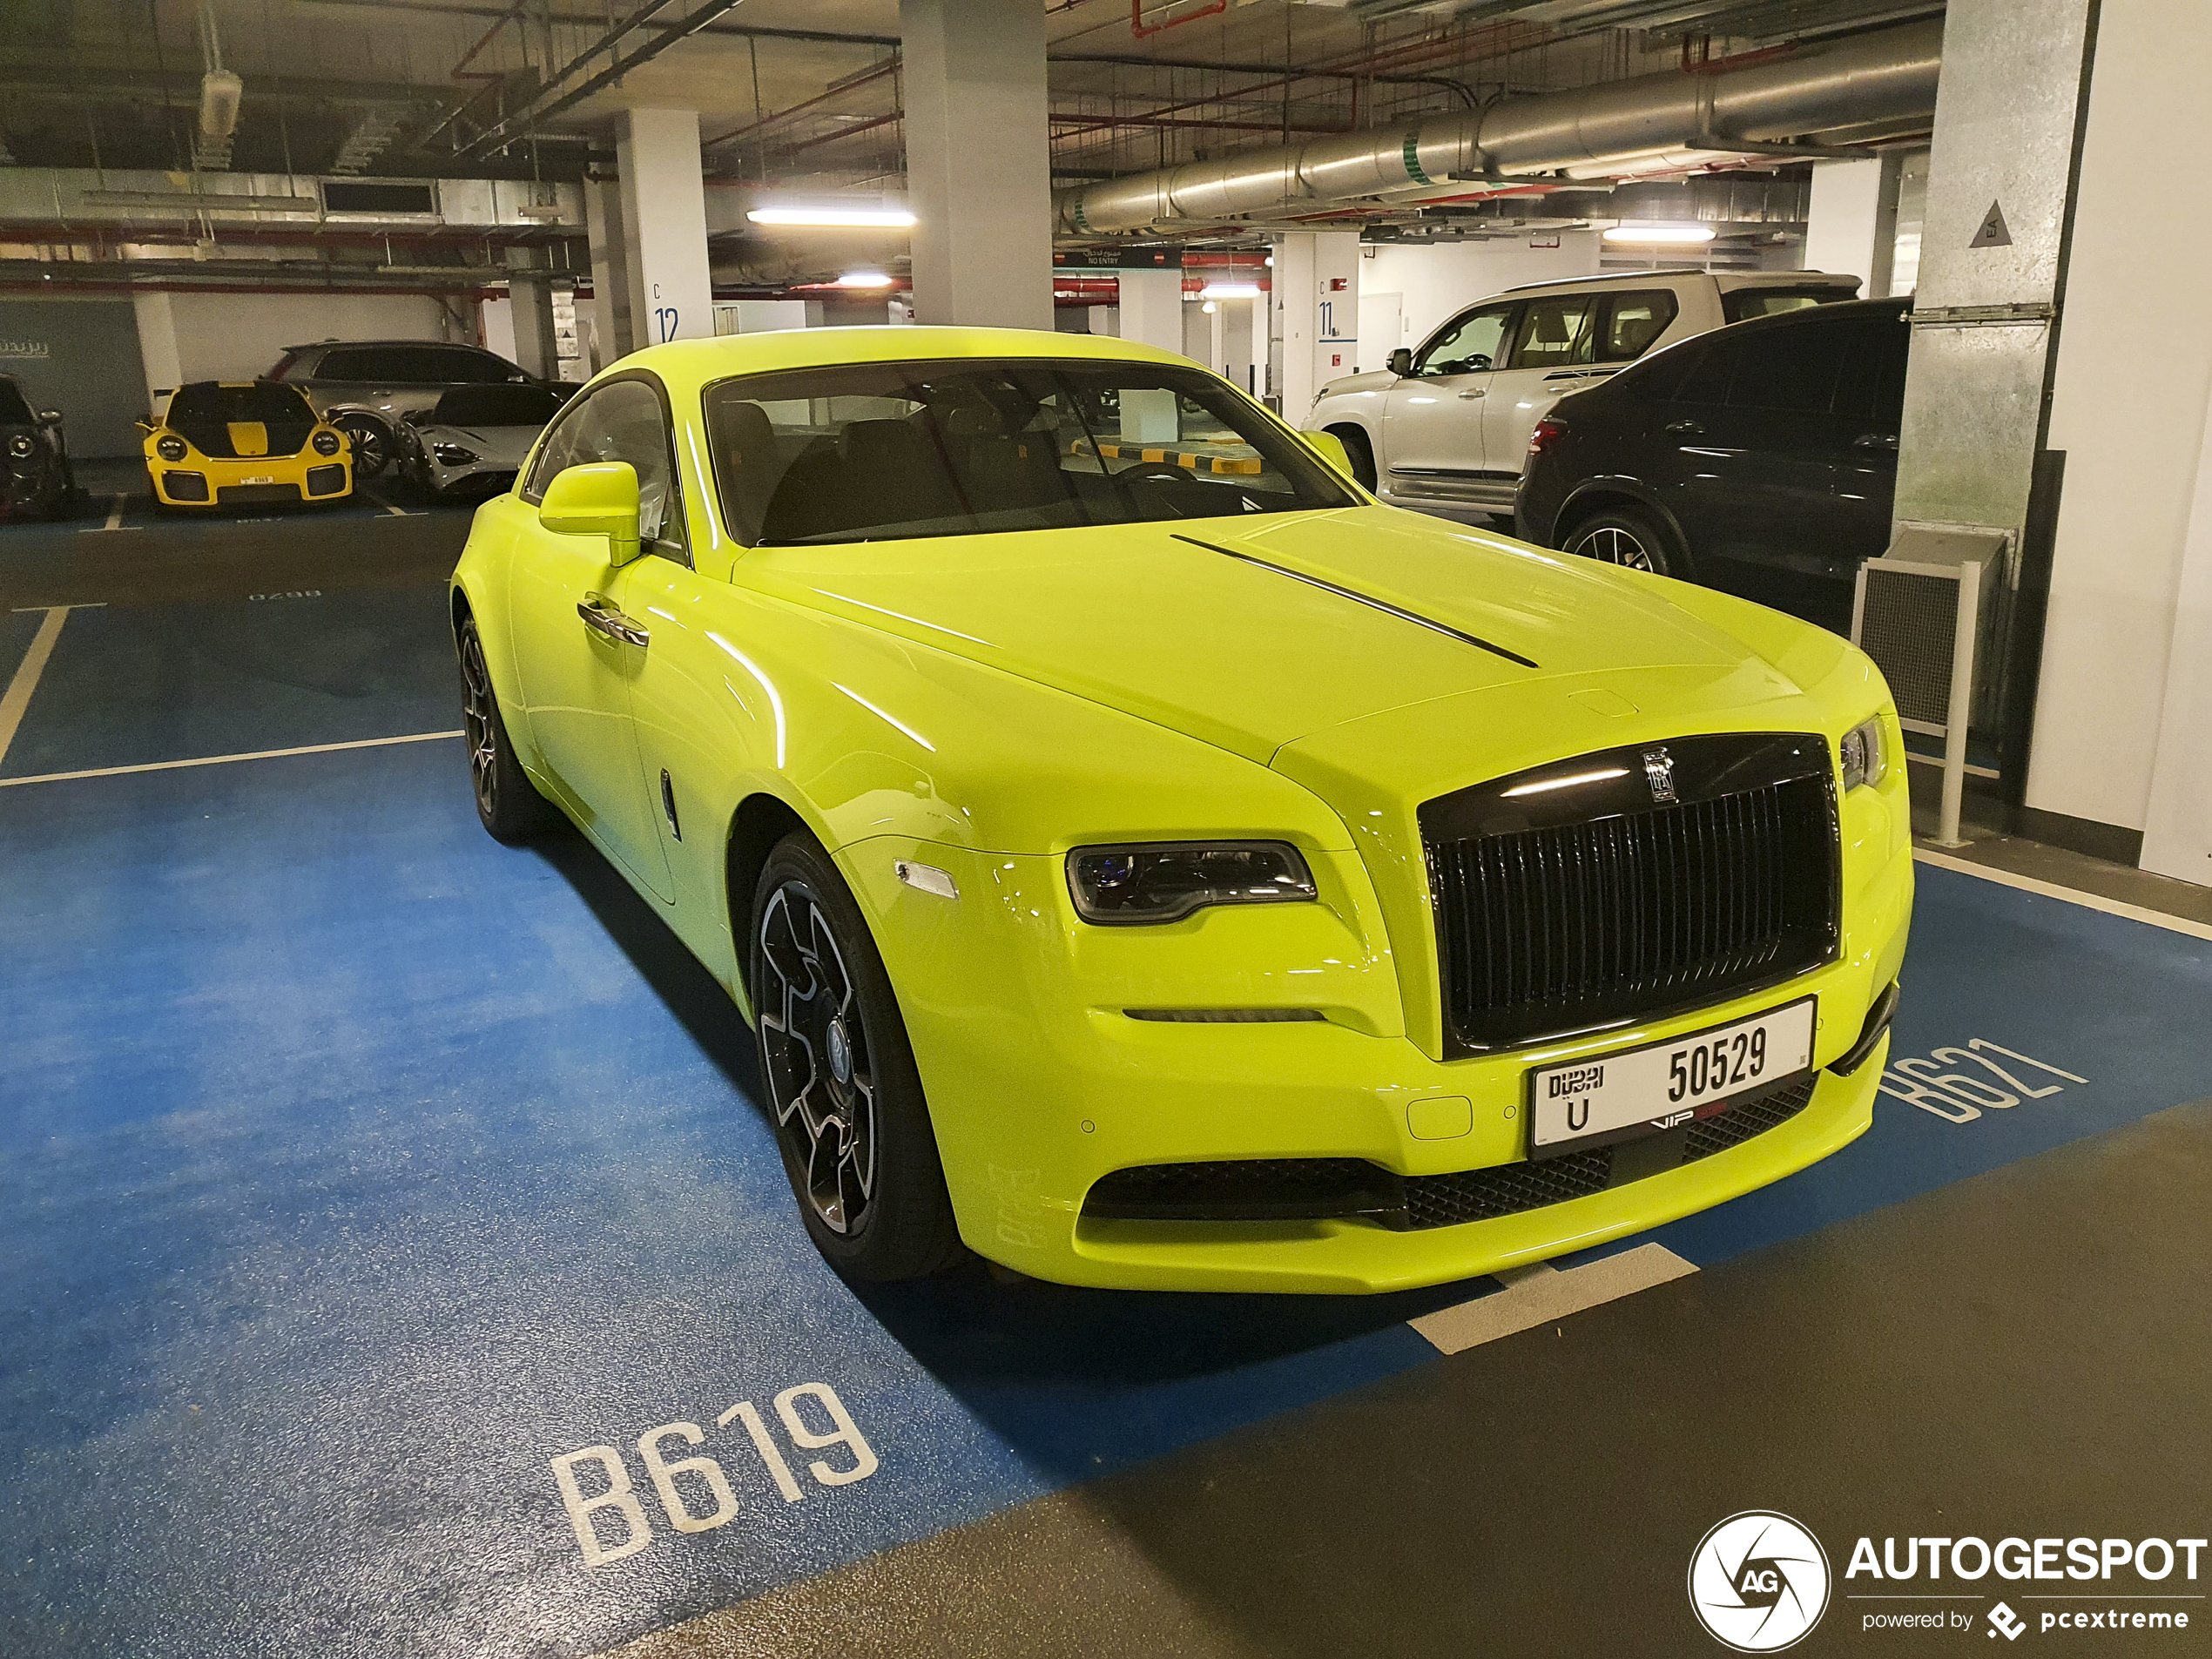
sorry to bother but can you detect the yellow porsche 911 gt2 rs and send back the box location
[144,381,353,509]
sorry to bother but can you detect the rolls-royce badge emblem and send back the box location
[1642,746,1677,804]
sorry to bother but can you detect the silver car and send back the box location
[402,384,570,501]
[267,340,560,479]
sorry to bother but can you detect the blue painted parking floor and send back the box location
[3,525,2210,1656]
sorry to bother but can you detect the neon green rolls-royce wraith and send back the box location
[449,325,1910,1293]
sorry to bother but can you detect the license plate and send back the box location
[240,475,275,485]
[1528,996,1816,1155]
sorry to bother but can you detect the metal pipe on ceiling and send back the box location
[1055,17,1941,235]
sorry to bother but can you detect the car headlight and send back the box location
[1839,715,1887,792]
[6,434,32,460]
[313,429,341,455]
[432,442,480,466]
[155,433,187,462]
[1066,841,1317,925]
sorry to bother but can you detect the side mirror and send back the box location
[1301,429,1355,481]
[538,462,642,565]
[1387,347,1413,377]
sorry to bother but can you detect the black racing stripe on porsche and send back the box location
[1169,533,1540,670]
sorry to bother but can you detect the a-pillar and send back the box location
[584,172,635,365]
[900,0,1051,329]
[1272,231,1361,423]
[616,108,713,346]
[1803,157,1902,298]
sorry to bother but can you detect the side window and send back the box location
[1505,296,1595,369]
[1671,336,1743,405]
[1596,291,1680,363]
[386,347,458,383]
[437,348,517,385]
[523,380,687,560]
[311,348,375,382]
[1832,315,1911,428]
[1413,304,1514,377]
[1723,322,1851,414]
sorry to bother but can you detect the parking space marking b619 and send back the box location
[551,1380,876,1567]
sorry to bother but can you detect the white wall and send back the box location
[1803,158,1892,294]
[2027,0,2212,842]
[1359,232,1601,352]
[481,296,516,366]
[132,290,455,397]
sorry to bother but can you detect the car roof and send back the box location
[1706,295,1912,330]
[597,325,1210,396]
[1489,267,1858,298]
[280,339,497,352]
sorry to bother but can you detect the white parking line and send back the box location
[361,487,415,517]
[0,607,76,773]
[0,729,462,789]
[1409,1243,1697,1355]
[77,493,141,533]
[1913,847,2212,941]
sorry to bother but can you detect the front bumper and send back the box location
[839,791,1911,1294]
[148,456,351,508]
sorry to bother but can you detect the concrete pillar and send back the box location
[1804,157,1901,298]
[900,0,1051,329]
[616,108,713,346]
[504,267,559,380]
[1273,230,1361,425]
[584,172,635,363]
[1116,268,1185,357]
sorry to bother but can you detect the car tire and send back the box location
[1562,506,1683,577]
[334,412,393,479]
[752,833,967,1283]
[456,614,560,843]
[1329,425,1378,491]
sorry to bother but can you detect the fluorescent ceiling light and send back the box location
[1199,282,1261,299]
[749,206,915,227]
[833,269,895,288]
[1602,223,1716,245]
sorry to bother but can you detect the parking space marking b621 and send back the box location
[551,1380,877,1567]
[1876,1037,2087,1124]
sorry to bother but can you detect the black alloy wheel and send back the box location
[752,834,965,1282]
[335,413,391,478]
[457,615,558,842]
[1564,507,1679,577]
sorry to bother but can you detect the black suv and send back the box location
[1515,297,1911,633]
[267,341,568,479]
[1,373,75,522]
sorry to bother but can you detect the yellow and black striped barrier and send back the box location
[1068,439,1266,476]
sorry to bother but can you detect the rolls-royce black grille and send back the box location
[1083,1073,1819,1231]
[1421,735,1840,1055]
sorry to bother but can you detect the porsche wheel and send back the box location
[1563,507,1679,577]
[457,615,558,842]
[752,834,965,1282]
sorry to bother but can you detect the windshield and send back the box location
[700,358,1357,547]
[433,384,570,428]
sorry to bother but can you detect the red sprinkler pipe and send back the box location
[1131,0,1227,42]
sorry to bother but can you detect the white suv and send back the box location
[1306,268,1860,516]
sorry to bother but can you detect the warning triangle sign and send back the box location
[1970,200,2012,248]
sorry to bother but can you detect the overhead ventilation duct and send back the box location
[1055,17,1940,235]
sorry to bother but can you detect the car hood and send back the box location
[1314,368,1398,400]
[752,507,1811,765]
[424,422,541,462]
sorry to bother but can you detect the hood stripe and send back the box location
[1170,534,1539,670]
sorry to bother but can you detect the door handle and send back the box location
[577,597,649,647]
[1664,419,1703,435]
[1457,388,1486,400]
